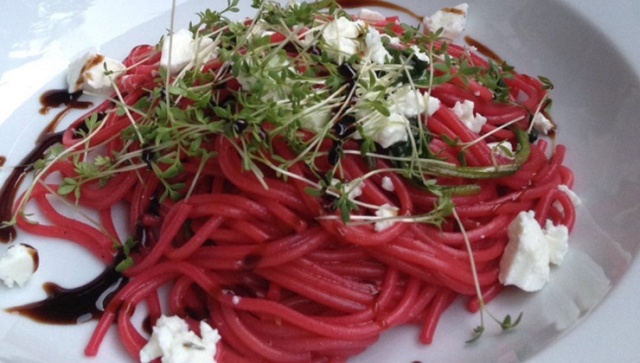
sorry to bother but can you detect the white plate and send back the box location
[1,1,639,362]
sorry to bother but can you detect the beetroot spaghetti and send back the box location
[2,1,577,362]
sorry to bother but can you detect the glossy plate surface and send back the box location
[1,1,639,362]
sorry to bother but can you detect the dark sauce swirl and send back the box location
[6,258,127,324]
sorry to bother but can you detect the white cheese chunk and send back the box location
[532,112,554,135]
[331,179,363,202]
[423,3,469,42]
[161,29,216,74]
[487,140,515,159]
[558,184,581,206]
[140,315,220,363]
[409,45,430,63]
[363,27,390,65]
[372,114,408,148]
[357,9,386,22]
[356,84,422,148]
[381,176,395,192]
[380,34,401,46]
[389,85,426,118]
[0,244,38,288]
[67,53,126,95]
[452,100,487,133]
[499,210,550,292]
[544,220,569,266]
[424,95,441,116]
[321,17,365,59]
[375,204,399,231]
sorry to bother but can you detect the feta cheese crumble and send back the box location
[140,315,220,363]
[499,211,550,292]
[161,29,217,74]
[532,112,554,135]
[363,26,391,64]
[356,83,444,148]
[0,244,38,288]
[487,140,515,159]
[499,211,571,292]
[331,179,363,201]
[544,220,569,266]
[389,85,426,118]
[452,100,487,133]
[321,17,365,60]
[425,95,441,116]
[381,34,401,46]
[357,8,386,22]
[67,53,126,95]
[409,45,430,63]
[423,3,469,42]
[381,176,395,192]
[375,204,399,231]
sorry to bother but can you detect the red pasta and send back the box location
[6,3,578,363]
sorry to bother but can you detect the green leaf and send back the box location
[115,256,135,272]
[304,187,324,197]
[538,75,555,90]
[371,101,391,117]
[501,312,523,330]
[57,183,77,196]
[466,325,485,343]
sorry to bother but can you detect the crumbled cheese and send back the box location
[381,176,395,192]
[389,85,426,118]
[161,29,216,74]
[363,27,391,64]
[356,83,430,148]
[321,17,365,59]
[499,211,573,292]
[375,204,399,231]
[345,179,363,200]
[532,112,554,135]
[487,140,515,159]
[423,3,469,42]
[380,34,401,46]
[363,112,409,148]
[358,9,386,22]
[557,184,581,205]
[424,95,441,116]
[452,100,487,133]
[499,211,550,292]
[67,53,126,95]
[331,179,363,201]
[544,220,569,265]
[140,315,220,363]
[409,45,430,63]
[0,244,38,288]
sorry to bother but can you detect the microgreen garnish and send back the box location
[452,208,523,343]
[538,75,554,90]
[112,236,139,272]
[5,1,545,281]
